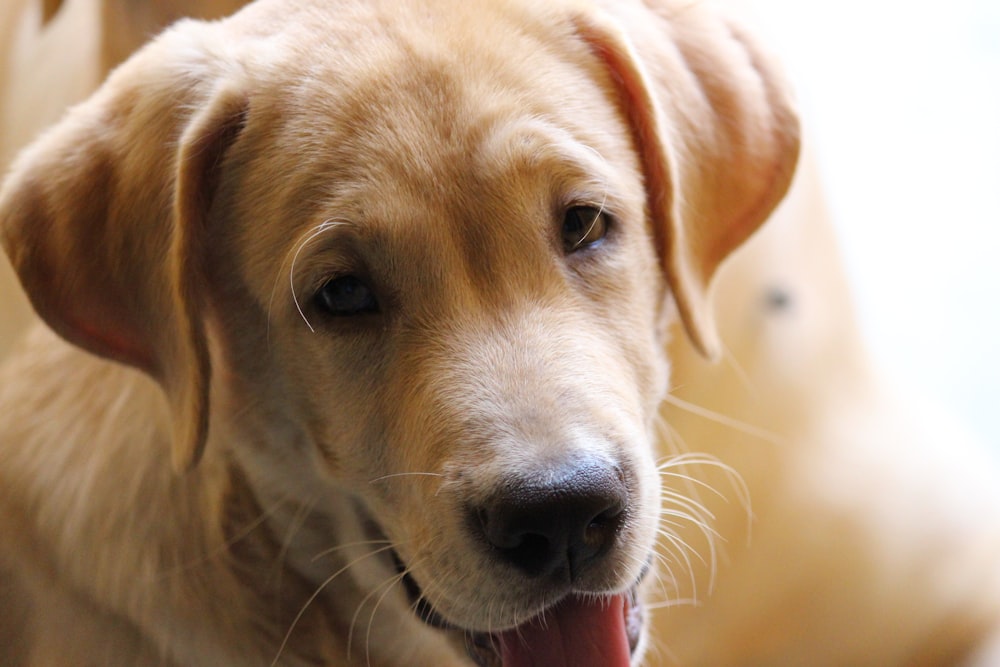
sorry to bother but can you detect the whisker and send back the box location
[368,471,445,484]
[659,392,785,446]
[657,450,753,546]
[645,550,681,604]
[311,539,393,563]
[643,597,702,611]
[572,189,609,250]
[656,451,742,472]
[660,488,718,523]
[270,495,320,589]
[347,568,409,665]
[283,218,346,334]
[350,551,425,665]
[153,491,294,582]
[655,527,702,598]
[272,543,396,667]
[653,420,708,508]
[658,498,725,596]
[652,451,750,600]
[719,339,758,398]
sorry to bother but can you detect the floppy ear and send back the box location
[0,36,248,472]
[575,2,800,358]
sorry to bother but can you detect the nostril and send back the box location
[472,459,629,581]
[503,532,553,575]
[477,507,562,577]
[582,503,625,552]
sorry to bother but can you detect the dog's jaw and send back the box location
[380,515,650,667]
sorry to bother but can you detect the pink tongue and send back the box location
[498,594,631,667]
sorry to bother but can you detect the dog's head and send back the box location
[0,0,798,664]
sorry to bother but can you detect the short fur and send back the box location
[0,0,799,664]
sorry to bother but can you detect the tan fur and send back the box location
[0,0,798,665]
[0,0,245,361]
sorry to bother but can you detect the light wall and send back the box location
[745,0,1000,449]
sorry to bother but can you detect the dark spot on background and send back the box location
[764,286,793,313]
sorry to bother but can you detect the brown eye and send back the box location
[562,205,609,252]
[314,275,379,316]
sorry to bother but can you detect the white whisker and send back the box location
[280,218,346,334]
[350,552,426,666]
[643,597,702,611]
[310,539,393,563]
[270,495,320,590]
[657,450,753,547]
[153,492,293,581]
[272,543,396,667]
[651,448,754,600]
[348,568,408,665]
[572,189,609,250]
[655,526,703,598]
[368,471,445,484]
[659,392,785,445]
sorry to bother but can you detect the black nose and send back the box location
[473,459,628,581]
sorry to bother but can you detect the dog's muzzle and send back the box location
[394,549,646,667]
[387,456,648,666]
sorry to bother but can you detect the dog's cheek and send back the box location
[584,249,674,429]
[201,283,383,496]
[560,183,674,418]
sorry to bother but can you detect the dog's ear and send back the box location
[0,35,247,472]
[575,3,800,359]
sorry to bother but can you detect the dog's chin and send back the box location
[390,549,647,667]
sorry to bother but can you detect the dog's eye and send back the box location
[562,205,609,252]
[314,276,379,317]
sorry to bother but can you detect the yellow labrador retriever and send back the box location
[0,0,799,664]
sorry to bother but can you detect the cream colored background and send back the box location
[745,0,1000,450]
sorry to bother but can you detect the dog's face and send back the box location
[0,0,798,664]
[206,7,670,658]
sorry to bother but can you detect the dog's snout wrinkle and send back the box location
[472,459,628,581]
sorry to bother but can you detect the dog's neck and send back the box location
[216,444,469,665]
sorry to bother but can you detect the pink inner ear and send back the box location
[64,309,157,375]
[9,233,161,376]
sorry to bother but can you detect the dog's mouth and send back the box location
[391,550,645,667]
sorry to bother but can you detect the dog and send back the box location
[0,0,800,664]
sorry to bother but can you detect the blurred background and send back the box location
[746,0,1000,451]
